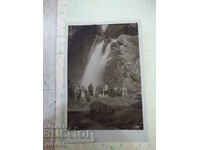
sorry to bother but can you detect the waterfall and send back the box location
[81,39,111,88]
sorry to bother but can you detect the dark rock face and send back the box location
[100,24,141,99]
[90,101,114,114]
[104,23,138,39]
[103,33,141,99]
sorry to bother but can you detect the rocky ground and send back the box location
[67,97,143,130]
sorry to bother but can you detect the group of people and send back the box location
[72,82,128,101]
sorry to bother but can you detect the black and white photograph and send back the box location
[67,23,144,130]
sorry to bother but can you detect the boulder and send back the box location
[90,101,114,114]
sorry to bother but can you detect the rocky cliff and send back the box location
[102,24,141,99]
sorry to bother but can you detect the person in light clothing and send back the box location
[104,83,109,97]
[122,86,127,97]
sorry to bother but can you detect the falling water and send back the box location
[81,40,111,87]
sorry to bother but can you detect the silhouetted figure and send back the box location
[94,86,100,97]
[109,85,115,97]
[88,83,94,98]
[85,89,92,103]
[75,85,82,100]
[68,79,77,100]
[119,87,123,96]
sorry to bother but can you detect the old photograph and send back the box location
[67,23,143,130]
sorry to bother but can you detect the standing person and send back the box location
[68,79,76,100]
[114,87,117,97]
[88,83,94,98]
[122,86,127,97]
[119,87,123,96]
[84,88,89,102]
[99,83,103,97]
[75,85,78,100]
[104,83,109,97]
[95,85,100,97]
[75,85,81,100]
[81,86,85,99]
